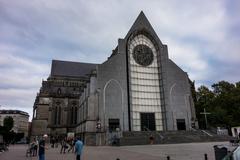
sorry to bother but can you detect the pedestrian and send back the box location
[55,137,59,148]
[51,137,55,148]
[60,137,67,154]
[149,134,154,144]
[33,137,38,156]
[28,140,35,157]
[38,134,48,160]
[68,138,75,153]
[75,137,83,160]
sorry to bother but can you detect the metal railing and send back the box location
[143,126,164,141]
[201,130,213,137]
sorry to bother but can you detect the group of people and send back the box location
[28,135,83,160]
[29,137,39,156]
[60,137,76,154]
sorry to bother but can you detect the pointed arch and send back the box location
[103,79,124,131]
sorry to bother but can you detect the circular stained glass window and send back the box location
[133,44,154,66]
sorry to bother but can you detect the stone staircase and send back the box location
[119,130,232,146]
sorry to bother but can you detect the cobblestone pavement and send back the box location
[0,141,234,160]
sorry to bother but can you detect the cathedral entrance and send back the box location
[176,119,186,130]
[140,113,156,131]
[109,119,120,132]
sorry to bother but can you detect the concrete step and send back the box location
[119,130,232,146]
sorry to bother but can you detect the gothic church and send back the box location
[31,12,197,145]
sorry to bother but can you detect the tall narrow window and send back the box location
[74,107,77,124]
[71,106,74,124]
[54,107,57,125]
[57,88,61,95]
[69,101,77,125]
[58,107,61,125]
[54,102,61,125]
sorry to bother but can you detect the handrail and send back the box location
[201,130,213,137]
[143,126,164,140]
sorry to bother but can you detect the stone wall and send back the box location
[97,39,129,132]
[164,59,194,131]
[31,120,48,136]
[36,104,49,120]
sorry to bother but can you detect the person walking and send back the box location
[75,137,83,160]
[149,134,154,144]
[33,137,38,156]
[60,138,67,154]
[51,137,55,148]
[38,134,48,160]
[68,138,75,153]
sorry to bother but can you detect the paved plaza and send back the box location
[0,141,234,160]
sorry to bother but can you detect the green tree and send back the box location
[195,81,240,131]
[210,81,240,128]
[212,81,235,95]
[3,116,14,131]
[235,81,240,88]
[195,85,214,129]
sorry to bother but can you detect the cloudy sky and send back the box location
[0,0,239,120]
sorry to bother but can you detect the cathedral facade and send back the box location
[31,12,197,145]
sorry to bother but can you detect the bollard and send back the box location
[167,155,170,160]
[204,153,208,160]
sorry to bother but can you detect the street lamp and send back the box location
[96,120,101,131]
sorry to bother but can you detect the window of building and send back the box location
[58,107,61,125]
[71,106,74,124]
[53,103,61,125]
[74,107,77,124]
[57,88,61,95]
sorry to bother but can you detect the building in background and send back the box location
[31,12,197,145]
[31,61,97,138]
[0,110,29,137]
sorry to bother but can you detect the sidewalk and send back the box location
[0,141,234,160]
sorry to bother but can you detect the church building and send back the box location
[31,12,197,145]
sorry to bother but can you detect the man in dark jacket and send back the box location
[38,134,48,160]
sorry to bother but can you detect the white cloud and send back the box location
[167,39,209,81]
[0,46,49,120]
[0,50,49,88]
[0,88,36,100]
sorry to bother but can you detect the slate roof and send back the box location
[50,60,98,78]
